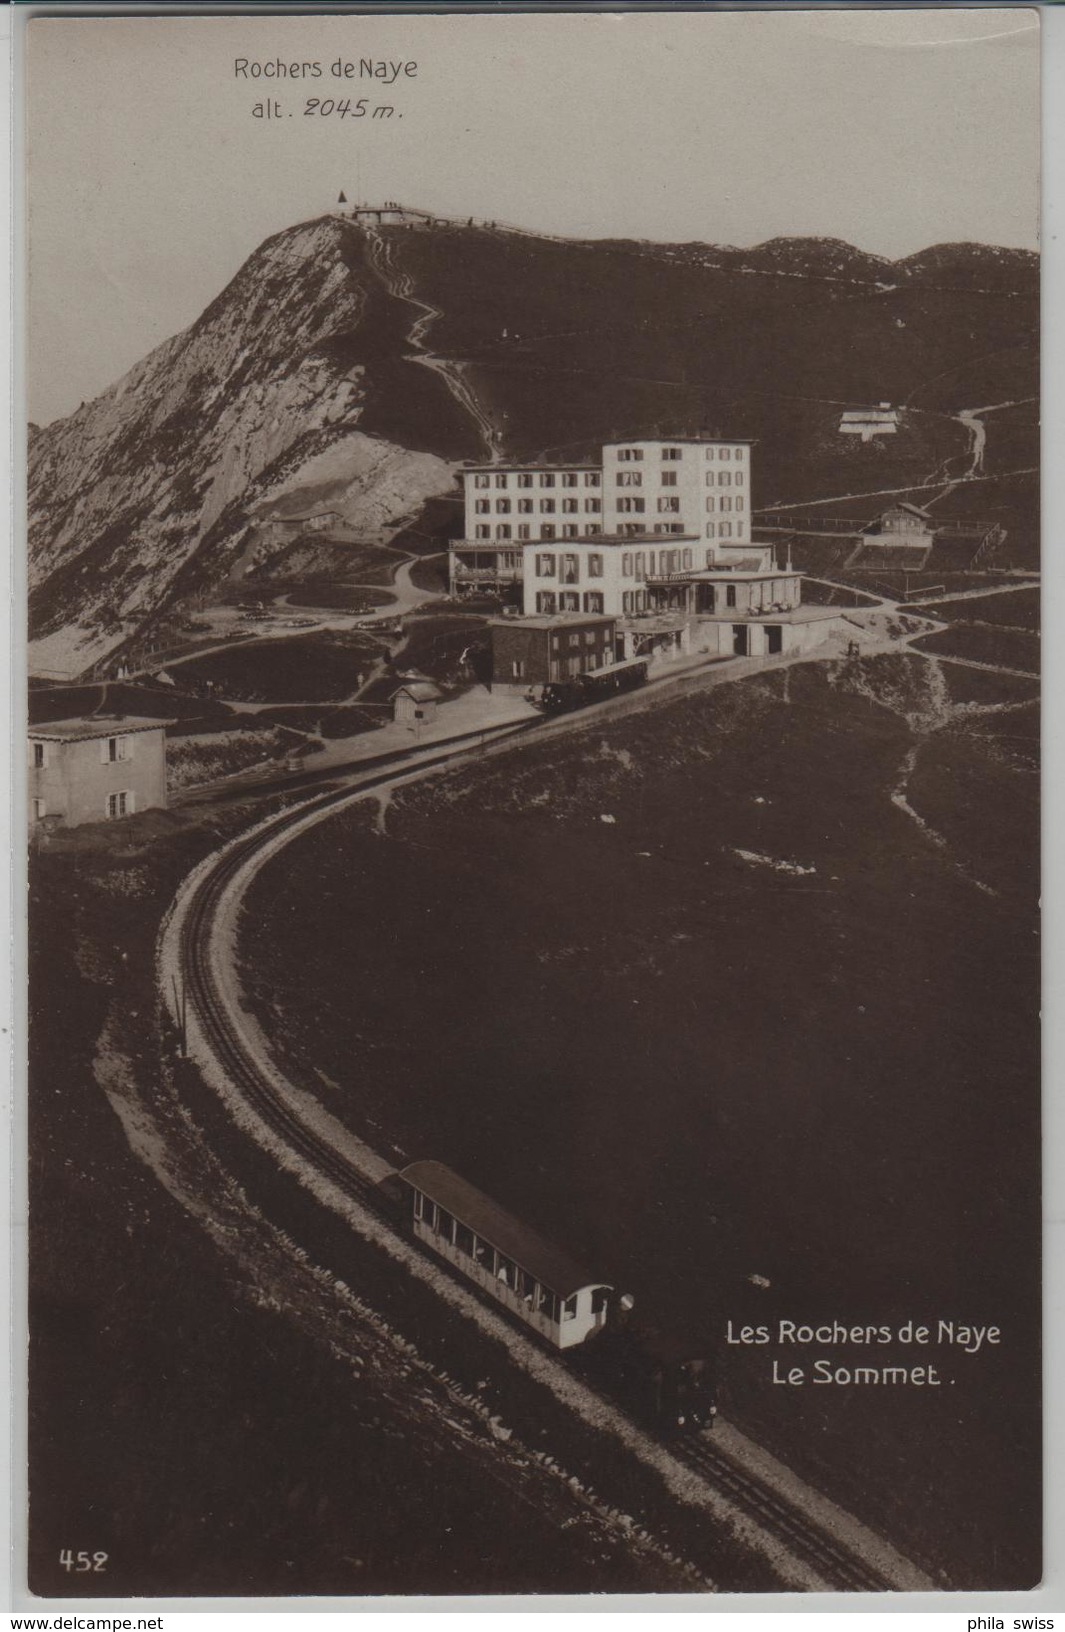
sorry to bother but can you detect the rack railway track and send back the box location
[172,733,925,1596]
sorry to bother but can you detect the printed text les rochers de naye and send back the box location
[726,1318,1002,1389]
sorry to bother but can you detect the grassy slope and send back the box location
[30,810,704,1597]
[241,653,1040,1589]
[393,229,1037,523]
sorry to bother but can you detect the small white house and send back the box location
[28,716,168,828]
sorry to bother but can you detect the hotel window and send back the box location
[541,524,556,540]
[635,552,646,576]
[726,585,737,608]
[683,549,693,569]
[622,591,634,613]
[706,523,716,539]
[705,548,716,567]
[661,471,678,487]
[618,497,645,514]
[617,471,642,487]
[536,553,556,576]
[617,448,643,462]
[474,473,490,488]
[720,522,733,538]
[562,554,580,583]
[562,525,579,538]
[587,525,602,536]
[539,473,556,488]
[518,473,533,488]
[495,473,508,488]
[719,472,732,487]
[662,447,682,460]
[517,524,530,540]
[496,525,512,539]
[560,592,580,612]
[735,471,744,487]
[584,472,601,487]
[33,742,46,768]
[657,496,680,513]
[562,498,578,514]
[540,499,556,514]
[518,498,533,514]
[705,496,716,512]
[585,592,604,614]
[496,499,511,513]
[705,447,716,460]
[475,525,490,539]
[720,496,732,512]
[562,472,578,487]
[584,498,601,514]
[588,554,603,578]
[621,523,643,536]
[622,554,633,577]
[706,473,716,488]
[536,591,556,614]
[667,524,685,534]
[734,447,745,461]
[721,448,731,461]
[475,499,490,514]
[736,497,745,512]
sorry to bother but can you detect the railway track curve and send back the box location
[160,728,935,1595]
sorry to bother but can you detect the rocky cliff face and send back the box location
[28,216,463,674]
[28,214,1039,676]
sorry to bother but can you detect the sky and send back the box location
[26,8,1040,426]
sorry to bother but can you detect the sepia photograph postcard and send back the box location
[19,5,1042,1602]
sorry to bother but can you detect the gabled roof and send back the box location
[391,681,444,703]
[399,1160,608,1299]
[891,502,933,519]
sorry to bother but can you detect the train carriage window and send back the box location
[473,1236,494,1270]
[455,1222,474,1256]
[436,1207,456,1244]
[413,1190,428,1221]
[496,1255,518,1289]
[591,1288,609,1316]
[519,1269,537,1304]
[535,1286,559,1322]
[561,1295,578,1322]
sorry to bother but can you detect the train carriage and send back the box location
[537,655,650,715]
[398,1160,613,1350]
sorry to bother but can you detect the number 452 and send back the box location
[59,1550,108,1572]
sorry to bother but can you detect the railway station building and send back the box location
[28,716,168,829]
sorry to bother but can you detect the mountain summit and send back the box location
[28,214,1037,675]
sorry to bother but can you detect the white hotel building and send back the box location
[450,438,846,664]
[448,438,756,593]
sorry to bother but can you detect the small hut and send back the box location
[391,679,444,730]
